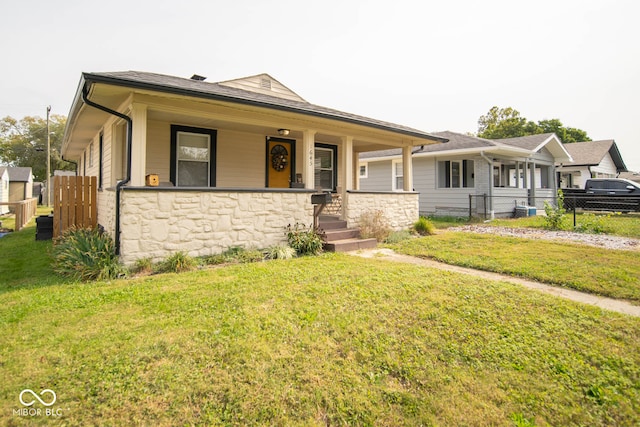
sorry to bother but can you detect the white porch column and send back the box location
[530,160,537,202]
[302,130,316,190]
[130,103,148,187]
[523,160,529,189]
[515,161,521,188]
[402,145,413,191]
[353,151,360,191]
[341,136,354,191]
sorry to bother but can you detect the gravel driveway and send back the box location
[448,225,640,251]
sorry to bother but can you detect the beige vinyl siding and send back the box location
[84,136,99,178]
[146,120,171,183]
[217,130,266,187]
[101,124,113,187]
[218,75,305,102]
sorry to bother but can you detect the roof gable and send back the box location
[496,133,572,163]
[4,167,33,182]
[562,140,627,171]
[217,73,306,102]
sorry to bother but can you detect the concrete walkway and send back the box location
[350,248,640,318]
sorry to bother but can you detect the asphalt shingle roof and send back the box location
[3,167,32,182]
[84,71,447,142]
[360,131,509,159]
[561,140,615,165]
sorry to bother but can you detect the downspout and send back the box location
[480,151,494,219]
[61,157,78,176]
[81,85,132,256]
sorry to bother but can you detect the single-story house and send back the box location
[61,71,447,264]
[556,139,627,189]
[359,131,573,218]
[0,167,9,214]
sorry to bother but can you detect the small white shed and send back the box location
[0,167,9,215]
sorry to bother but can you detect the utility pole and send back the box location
[46,105,51,207]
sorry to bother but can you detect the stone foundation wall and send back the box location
[118,189,314,265]
[97,188,116,238]
[345,191,419,230]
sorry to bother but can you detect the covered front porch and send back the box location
[484,155,557,217]
[79,92,433,263]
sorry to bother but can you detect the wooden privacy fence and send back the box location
[53,176,98,238]
[0,198,38,231]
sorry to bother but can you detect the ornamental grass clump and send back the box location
[414,216,436,236]
[52,227,125,281]
[156,251,198,273]
[357,210,391,242]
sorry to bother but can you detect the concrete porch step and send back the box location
[322,228,361,242]
[318,215,348,231]
[324,238,378,253]
[317,214,377,252]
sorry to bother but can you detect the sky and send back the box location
[1,0,639,171]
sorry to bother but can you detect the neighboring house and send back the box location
[0,167,9,214]
[556,140,627,189]
[360,131,572,218]
[62,71,447,264]
[4,167,34,204]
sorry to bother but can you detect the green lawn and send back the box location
[386,232,640,302]
[1,254,639,425]
[1,216,639,425]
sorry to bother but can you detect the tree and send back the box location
[0,114,73,181]
[477,106,591,143]
[477,106,529,139]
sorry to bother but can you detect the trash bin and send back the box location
[36,215,54,240]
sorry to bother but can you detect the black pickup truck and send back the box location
[562,178,640,212]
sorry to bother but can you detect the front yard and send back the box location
[0,214,639,425]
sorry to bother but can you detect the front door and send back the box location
[266,138,294,188]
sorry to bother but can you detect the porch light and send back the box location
[278,129,290,136]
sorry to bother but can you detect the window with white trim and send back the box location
[438,160,475,188]
[393,160,404,191]
[314,145,336,190]
[359,163,368,178]
[170,125,217,187]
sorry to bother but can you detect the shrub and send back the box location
[156,251,197,273]
[575,213,611,234]
[414,216,436,235]
[265,244,296,260]
[543,189,568,230]
[285,223,324,256]
[52,227,125,281]
[357,210,391,242]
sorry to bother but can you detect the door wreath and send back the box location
[270,144,289,172]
